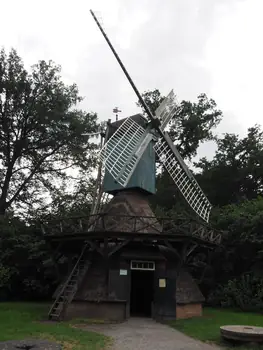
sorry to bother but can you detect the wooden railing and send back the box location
[40,213,222,245]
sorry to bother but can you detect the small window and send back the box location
[130,260,155,271]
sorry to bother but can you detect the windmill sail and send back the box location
[91,10,212,223]
[155,90,180,131]
[99,117,148,187]
[154,132,212,222]
[100,90,180,187]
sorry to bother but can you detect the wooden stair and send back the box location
[48,244,91,321]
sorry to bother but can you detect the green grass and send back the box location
[170,307,263,349]
[0,302,109,350]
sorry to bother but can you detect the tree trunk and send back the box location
[0,159,16,215]
[0,201,7,216]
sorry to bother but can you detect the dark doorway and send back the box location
[130,270,154,317]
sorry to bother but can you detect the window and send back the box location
[130,260,155,271]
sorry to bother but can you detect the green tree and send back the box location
[137,90,222,159]
[0,215,55,300]
[137,89,222,211]
[195,125,263,206]
[41,176,96,219]
[204,197,263,308]
[0,48,99,215]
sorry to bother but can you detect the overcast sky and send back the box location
[1,0,262,160]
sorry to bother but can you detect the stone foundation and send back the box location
[176,303,202,319]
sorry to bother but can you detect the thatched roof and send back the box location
[97,191,162,234]
[176,268,205,304]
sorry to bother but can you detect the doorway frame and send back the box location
[129,260,156,318]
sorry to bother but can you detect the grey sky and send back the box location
[0,0,261,161]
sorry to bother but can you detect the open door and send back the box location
[129,260,155,317]
[130,269,154,317]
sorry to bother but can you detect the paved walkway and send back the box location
[79,317,221,350]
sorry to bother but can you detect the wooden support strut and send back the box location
[103,238,109,297]
[163,240,181,260]
[46,241,62,280]
[108,239,132,257]
[85,240,104,256]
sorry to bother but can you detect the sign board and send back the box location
[120,269,127,276]
[159,278,166,288]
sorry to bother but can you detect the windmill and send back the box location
[90,10,212,223]
[43,11,220,323]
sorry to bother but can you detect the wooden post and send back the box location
[103,238,109,298]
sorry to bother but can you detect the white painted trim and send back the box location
[130,260,155,271]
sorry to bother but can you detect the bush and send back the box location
[0,216,56,300]
[208,274,263,312]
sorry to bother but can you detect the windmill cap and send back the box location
[106,113,148,140]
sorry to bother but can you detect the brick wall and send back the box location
[176,303,202,319]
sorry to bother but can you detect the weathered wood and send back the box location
[46,231,219,250]
[108,239,132,257]
[85,240,104,256]
[46,241,62,280]
[163,240,181,260]
[180,242,198,266]
[44,187,216,322]
[186,243,198,257]
[42,213,222,246]
[103,238,109,297]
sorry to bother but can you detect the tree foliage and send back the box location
[0,48,98,215]
[195,125,263,206]
[208,274,263,312]
[137,89,222,159]
[0,215,55,300]
[1,58,263,312]
[139,90,263,311]
[138,90,222,212]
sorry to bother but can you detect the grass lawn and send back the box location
[170,307,263,349]
[0,302,109,350]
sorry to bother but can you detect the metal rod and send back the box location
[90,10,158,126]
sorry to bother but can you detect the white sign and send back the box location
[120,269,127,276]
[159,279,166,288]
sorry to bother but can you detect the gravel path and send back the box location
[79,317,221,350]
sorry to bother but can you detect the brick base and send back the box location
[176,303,202,319]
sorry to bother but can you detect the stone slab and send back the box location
[220,325,263,343]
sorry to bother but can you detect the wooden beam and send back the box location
[180,242,189,263]
[108,239,132,257]
[103,238,109,258]
[45,241,63,280]
[85,240,104,256]
[46,231,218,248]
[103,238,109,297]
[134,220,161,234]
[186,243,198,257]
[163,240,181,260]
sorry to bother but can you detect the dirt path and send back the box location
[79,317,221,350]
